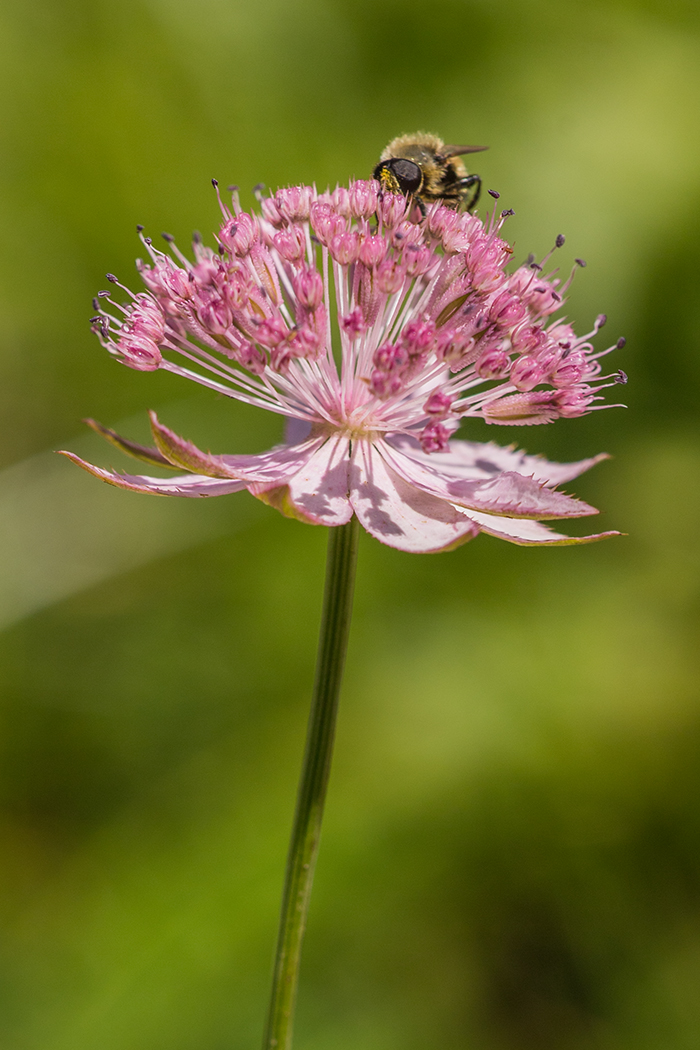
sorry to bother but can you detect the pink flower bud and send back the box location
[476,348,511,379]
[274,186,313,223]
[329,231,361,266]
[420,421,450,453]
[376,192,407,229]
[340,307,366,336]
[118,336,162,371]
[274,226,306,262]
[510,354,546,391]
[220,213,259,255]
[349,180,379,218]
[376,258,407,294]
[255,317,289,347]
[424,390,454,419]
[293,268,324,309]
[358,234,387,268]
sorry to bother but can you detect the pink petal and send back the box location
[388,434,609,487]
[149,413,240,477]
[85,418,176,469]
[381,442,597,520]
[462,508,622,546]
[251,435,352,526]
[349,440,478,553]
[57,452,246,497]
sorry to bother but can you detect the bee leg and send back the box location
[412,195,427,218]
[457,175,481,211]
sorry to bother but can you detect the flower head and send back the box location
[63,179,624,552]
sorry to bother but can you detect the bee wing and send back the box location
[443,144,489,157]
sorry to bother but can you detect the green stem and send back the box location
[262,515,360,1050]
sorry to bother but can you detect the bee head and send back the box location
[372,158,423,196]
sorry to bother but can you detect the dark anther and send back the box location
[227,184,239,193]
[530,261,542,271]
[501,208,515,217]
[555,233,566,247]
[89,315,100,323]
[597,313,607,327]
[136,224,144,233]
[575,258,587,267]
[552,291,561,301]
[145,237,152,245]
[193,230,202,243]
[535,287,546,293]
[97,290,109,297]
[488,189,500,199]
[616,337,626,348]
[615,369,628,384]
[106,273,118,283]
[92,297,100,310]
[211,178,219,187]
[162,232,174,242]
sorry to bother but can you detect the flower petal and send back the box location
[251,435,352,526]
[57,452,246,497]
[149,412,241,478]
[349,440,478,553]
[85,418,176,469]
[462,508,621,546]
[381,442,597,520]
[388,433,609,487]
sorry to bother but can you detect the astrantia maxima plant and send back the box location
[62,168,624,1050]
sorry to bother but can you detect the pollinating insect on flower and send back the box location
[61,137,625,1050]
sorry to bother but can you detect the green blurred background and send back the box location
[1,0,700,1047]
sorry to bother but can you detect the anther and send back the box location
[97,290,110,298]
[551,291,561,301]
[193,230,202,244]
[555,234,566,248]
[501,208,515,217]
[161,232,174,242]
[488,189,500,199]
[616,337,626,348]
[92,298,100,310]
[145,237,152,246]
[530,262,542,271]
[575,258,587,268]
[211,178,219,187]
[136,224,144,233]
[227,185,238,193]
[596,313,607,328]
[106,273,118,283]
[615,370,628,384]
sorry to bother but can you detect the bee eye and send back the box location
[388,159,422,193]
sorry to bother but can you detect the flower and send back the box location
[61,179,624,553]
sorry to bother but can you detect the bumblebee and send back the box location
[373,132,487,213]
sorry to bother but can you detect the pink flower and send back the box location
[63,181,624,553]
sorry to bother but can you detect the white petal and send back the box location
[58,453,247,497]
[349,441,478,553]
[388,433,608,487]
[251,435,352,526]
[463,508,621,546]
[381,442,597,520]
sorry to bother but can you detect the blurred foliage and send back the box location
[1,0,700,1048]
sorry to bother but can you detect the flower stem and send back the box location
[262,515,360,1050]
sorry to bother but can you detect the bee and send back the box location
[373,132,487,213]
